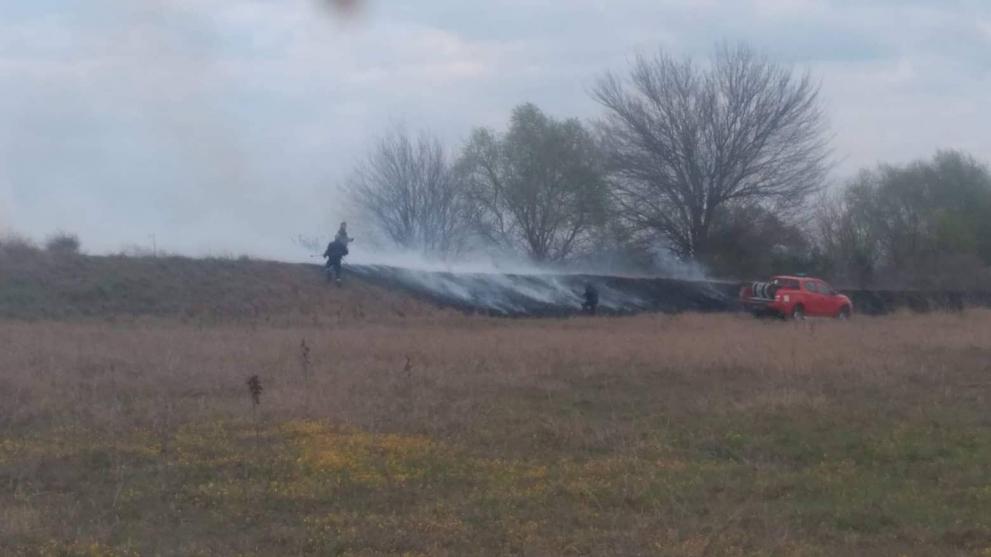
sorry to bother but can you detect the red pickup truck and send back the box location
[740,276,853,320]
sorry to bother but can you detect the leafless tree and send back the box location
[817,188,880,286]
[593,43,830,260]
[458,104,609,263]
[347,129,474,256]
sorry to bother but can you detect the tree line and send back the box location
[345,43,991,289]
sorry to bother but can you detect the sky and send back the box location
[1,0,989,259]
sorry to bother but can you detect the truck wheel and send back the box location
[837,306,851,320]
[790,305,805,321]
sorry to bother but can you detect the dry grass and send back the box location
[2,310,991,555]
[0,249,445,322]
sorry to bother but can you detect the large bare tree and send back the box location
[347,129,474,256]
[593,43,830,260]
[458,103,609,263]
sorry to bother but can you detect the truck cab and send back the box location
[741,275,853,320]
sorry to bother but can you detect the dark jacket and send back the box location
[324,240,348,262]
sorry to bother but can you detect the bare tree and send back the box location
[593,43,830,260]
[458,104,609,263]
[813,187,879,286]
[347,129,474,256]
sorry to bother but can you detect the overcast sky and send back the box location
[1,0,989,259]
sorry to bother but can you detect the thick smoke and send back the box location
[345,255,736,316]
[300,227,725,314]
[350,264,649,314]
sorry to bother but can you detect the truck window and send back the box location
[804,281,818,293]
[772,278,800,290]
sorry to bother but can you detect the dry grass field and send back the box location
[2,307,991,556]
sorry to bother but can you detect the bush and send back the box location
[45,232,81,256]
[0,234,41,259]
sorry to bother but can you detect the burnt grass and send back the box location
[348,264,991,318]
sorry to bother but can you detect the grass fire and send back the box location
[3,0,991,555]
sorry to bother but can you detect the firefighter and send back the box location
[323,222,353,286]
[581,283,599,315]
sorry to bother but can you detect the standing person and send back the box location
[582,283,599,315]
[323,224,350,285]
[322,222,354,286]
